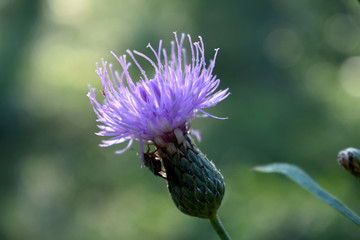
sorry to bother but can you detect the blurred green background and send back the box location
[1,0,360,239]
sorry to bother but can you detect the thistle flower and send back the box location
[88,32,231,238]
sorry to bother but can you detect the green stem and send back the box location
[209,214,231,240]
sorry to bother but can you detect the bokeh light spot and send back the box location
[325,14,360,54]
[339,56,360,97]
[264,28,303,68]
[46,0,90,25]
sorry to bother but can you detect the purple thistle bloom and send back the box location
[88,32,229,159]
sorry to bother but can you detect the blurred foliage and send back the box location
[1,0,360,239]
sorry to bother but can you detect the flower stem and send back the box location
[209,214,231,240]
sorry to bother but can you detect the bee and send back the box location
[101,90,106,97]
[144,149,167,179]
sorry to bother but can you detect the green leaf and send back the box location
[254,163,360,227]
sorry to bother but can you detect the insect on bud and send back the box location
[143,149,167,179]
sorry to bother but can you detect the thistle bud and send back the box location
[337,147,360,180]
[156,133,225,219]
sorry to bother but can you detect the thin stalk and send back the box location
[209,214,231,240]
